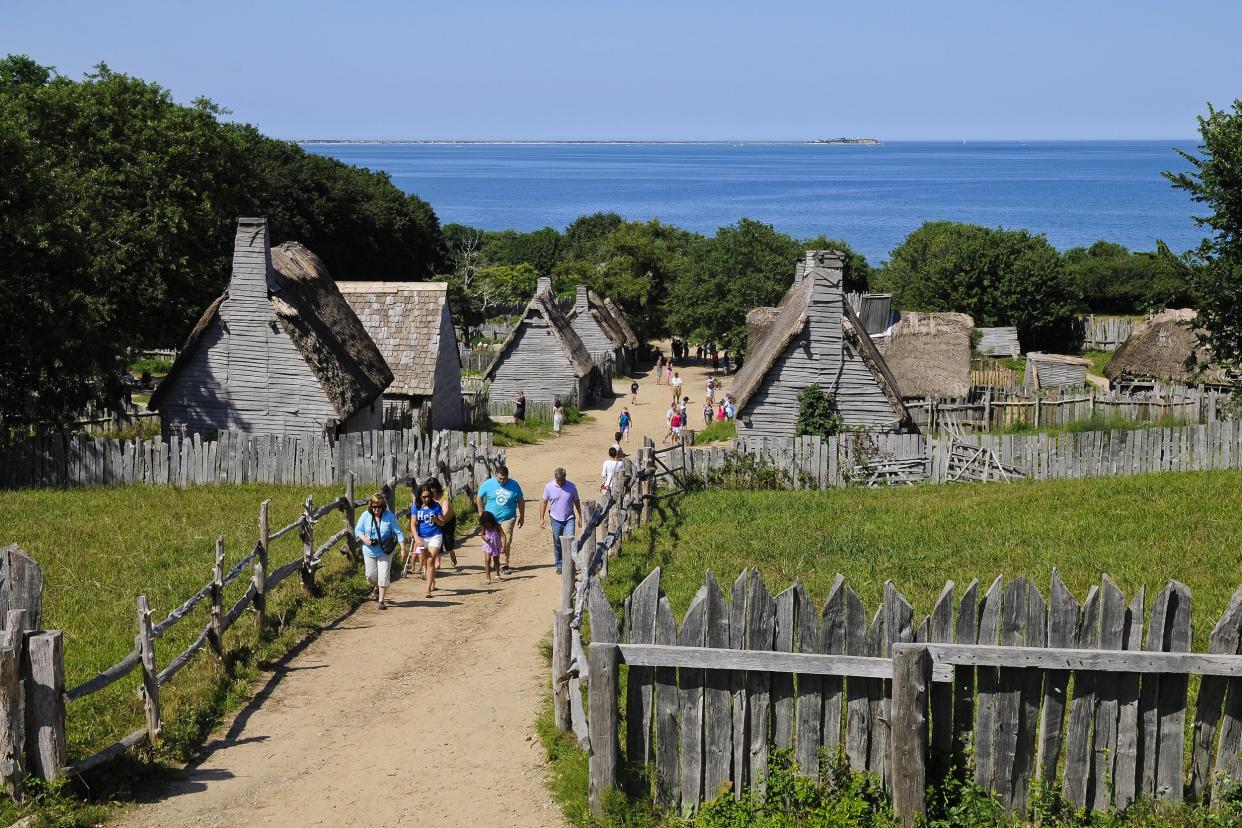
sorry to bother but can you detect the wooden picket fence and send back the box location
[581,568,1242,823]
[0,445,498,788]
[678,420,1242,489]
[1080,315,1136,352]
[906,385,1232,432]
[0,428,498,491]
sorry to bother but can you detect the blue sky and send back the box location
[3,0,1238,140]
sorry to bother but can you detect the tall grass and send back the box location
[0,484,369,764]
[610,471,1242,650]
[989,412,1188,437]
[693,419,736,445]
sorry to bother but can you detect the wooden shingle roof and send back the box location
[337,281,456,397]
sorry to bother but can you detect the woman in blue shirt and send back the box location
[355,494,405,610]
[413,483,447,597]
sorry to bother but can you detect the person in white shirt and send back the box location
[601,447,624,493]
[670,371,683,403]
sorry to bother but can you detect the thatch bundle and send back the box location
[1105,308,1233,386]
[880,311,974,398]
[746,306,781,352]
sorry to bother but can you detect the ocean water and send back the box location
[301,141,1205,263]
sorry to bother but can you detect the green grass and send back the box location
[1081,349,1115,378]
[608,472,1242,651]
[693,419,736,445]
[0,484,372,772]
[989,412,1189,437]
[127,357,173,376]
[483,407,588,447]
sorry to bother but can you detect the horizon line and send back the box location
[293,137,1200,143]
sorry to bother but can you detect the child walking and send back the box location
[630,380,639,405]
[479,511,505,584]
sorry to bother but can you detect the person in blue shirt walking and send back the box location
[476,464,524,575]
[354,494,405,611]
[412,483,447,597]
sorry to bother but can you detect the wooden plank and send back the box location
[588,642,620,816]
[653,596,679,807]
[843,585,871,771]
[1196,587,1242,801]
[1064,584,1101,808]
[891,644,932,828]
[864,606,886,783]
[1114,585,1145,809]
[1037,569,1079,785]
[927,582,954,776]
[1155,580,1192,801]
[819,575,846,754]
[25,631,64,780]
[876,582,914,789]
[973,576,1003,791]
[745,572,776,797]
[794,580,822,778]
[990,577,1027,807]
[952,579,980,768]
[624,568,661,787]
[729,570,748,794]
[1011,581,1045,812]
[678,587,707,811]
[1090,575,1126,811]
[772,586,796,749]
[702,572,731,801]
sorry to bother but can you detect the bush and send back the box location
[796,386,844,438]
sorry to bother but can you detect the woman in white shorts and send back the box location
[355,494,404,610]
[412,483,447,597]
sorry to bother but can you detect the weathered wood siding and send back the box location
[430,303,464,430]
[158,223,339,437]
[1025,355,1089,389]
[571,291,622,364]
[489,316,581,405]
[740,274,899,439]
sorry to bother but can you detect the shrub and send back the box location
[795,386,844,439]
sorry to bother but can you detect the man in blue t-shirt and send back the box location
[476,464,525,574]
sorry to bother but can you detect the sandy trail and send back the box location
[115,350,722,827]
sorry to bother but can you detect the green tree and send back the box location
[665,218,802,354]
[1063,239,1195,314]
[481,227,562,276]
[879,221,1079,351]
[1167,100,1242,369]
[476,263,539,310]
[562,211,624,260]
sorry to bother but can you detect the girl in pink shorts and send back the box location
[479,511,505,584]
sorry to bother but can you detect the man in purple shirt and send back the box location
[539,467,583,575]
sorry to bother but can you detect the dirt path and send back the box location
[114,350,721,827]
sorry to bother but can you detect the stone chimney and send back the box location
[536,276,552,296]
[575,284,589,312]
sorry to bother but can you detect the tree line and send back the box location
[0,55,445,429]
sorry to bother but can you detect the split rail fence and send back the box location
[581,568,1242,824]
[0,440,505,788]
[0,428,496,491]
[680,420,1242,489]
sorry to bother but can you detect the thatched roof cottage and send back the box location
[569,285,638,373]
[1024,352,1091,389]
[879,312,975,398]
[150,218,391,436]
[1105,308,1235,388]
[731,251,911,438]
[338,281,464,430]
[483,277,595,406]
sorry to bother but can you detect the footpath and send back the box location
[115,353,722,827]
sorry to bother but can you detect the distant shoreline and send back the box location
[296,139,883,146]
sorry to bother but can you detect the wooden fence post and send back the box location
[0,641,21,797]
[300,497,317,595]
[891,643,931,827]
[552,541,576,732]
[342,472,360,561]
[25,630,64,780]
[208,537,224,658]
[255,500,269,623]
[135,596,160,743]
[588,641,620,815]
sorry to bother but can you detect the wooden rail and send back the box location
[0,434,507,786]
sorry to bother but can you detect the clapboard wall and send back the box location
[488,317,587,406]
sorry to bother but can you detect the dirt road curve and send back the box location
[115,351,722,827]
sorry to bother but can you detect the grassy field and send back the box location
[693,419,736,445]
[1082,349,1115,378]
[484,406,588,446]
[607,471,1242,650]
[0,483,373,773]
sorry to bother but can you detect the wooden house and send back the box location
[1024,352,1091,389]
[483,277,595,406]
[878,312,974,399]
[149,218,392,437]
[338,281,464,430]
[731,251,911,438]
[568,285,638,374]
[1105,308,1235,389]
[977,326,1022,358]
